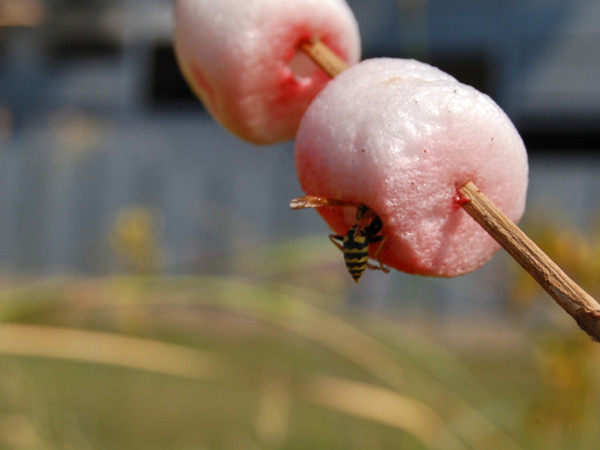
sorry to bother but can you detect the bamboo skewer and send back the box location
[458,182,600,340]
[299,39,600,341]
[300,38,349,78]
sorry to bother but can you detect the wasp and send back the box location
[290,195,389,282]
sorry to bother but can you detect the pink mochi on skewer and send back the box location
[295,58,529,277]
[173,0,361,145]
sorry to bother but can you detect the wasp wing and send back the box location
[289,195,356,210]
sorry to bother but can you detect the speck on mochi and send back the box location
[173,0,360,145]
[295,58,529,277]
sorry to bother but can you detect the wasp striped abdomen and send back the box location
[342,228,370,282]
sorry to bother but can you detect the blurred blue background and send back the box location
[0,0,599,316]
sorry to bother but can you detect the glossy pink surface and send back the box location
[295,58,529,276]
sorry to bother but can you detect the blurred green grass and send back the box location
[0,271,598,450]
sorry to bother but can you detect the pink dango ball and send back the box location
[173,0,360,145]
[295,58,529,277]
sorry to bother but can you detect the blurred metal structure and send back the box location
[1,0,598,122]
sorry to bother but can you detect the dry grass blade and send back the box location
[0,322,464,448]
[165,276,522,449]
[0,276,523,447]
[300,375,466,450]
[0,323,242,382]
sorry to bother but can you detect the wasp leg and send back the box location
[367,236,390,273]
[328,234,345,253]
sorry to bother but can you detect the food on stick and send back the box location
[173,0,360,144]
[294,58,529,276]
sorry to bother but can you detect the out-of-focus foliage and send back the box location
[0,271,599,449]
[511,214,600,311]
[505,213,600,449]
[109,207,161,274]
